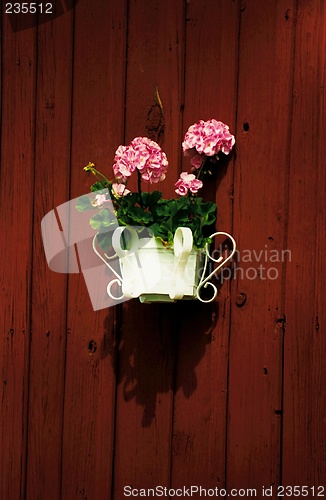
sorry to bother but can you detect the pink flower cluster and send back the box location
[113,137,168,184]
[175,172,203,196]
[182,119,235,157]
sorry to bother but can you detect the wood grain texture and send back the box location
[227,0,296,490]
[60,1,127,499]
[171,0,239,490]
[0,1,325,498]
[113,303,176,494]
[112,0,185,494]
[282,0,326,486]
[123,0,185,199]
[25,10,74,500]
[0,13,36,500]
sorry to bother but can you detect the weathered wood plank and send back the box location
[113,304,176,495]
[0,13,36,500]
[282,0,326,487]
[61,1,127,498]
[0,0,325,496]
[123,0,185,199]
[227,0,296,491]
[25,10,74,500]
[112,0,184,495]
[170,0,239,490]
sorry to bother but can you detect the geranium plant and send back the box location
[76,119,235,251]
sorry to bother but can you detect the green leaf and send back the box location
[155,202,171,217]
[75,194,94,212]
[197,200,216,215]
[128,206,153,225]
[96,231,113,252]
[118,193,139,211]
[90,209,116,230]
[91,181,109,192]
[141,190,162,207]
[149,222,164,237]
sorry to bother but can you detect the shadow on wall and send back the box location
[97,148,233,427]
[100,299,219,427]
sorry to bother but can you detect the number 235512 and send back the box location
[6,3,53,14]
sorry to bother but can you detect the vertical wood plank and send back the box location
[123,0,185,199]
[112,0,184,495]
[283,0,326,487]
[113,304,177,493]
[26,9,74,500]
[170,0,239,490]
[227,0,296,491]
[61,1,127,498]
[0,13,36,500]
[0,0,324,496]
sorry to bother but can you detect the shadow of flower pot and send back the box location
[101,299,219,427]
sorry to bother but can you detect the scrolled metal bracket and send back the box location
[196,231,237,303]
[92,234,124,301]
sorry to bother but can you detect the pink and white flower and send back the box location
[182,119,235,157]
[92,194,110,207]
[190,153,205,169]
[112,137,168,184]
[112,145,137,182]
[131,137,168,183]
[175,172,203,196]
[111,183,130,197]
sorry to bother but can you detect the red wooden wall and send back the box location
[0,0,325,498]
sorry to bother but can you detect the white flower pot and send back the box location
[94,227,236,304]
[121,238,204,303]
[110,226,203,303]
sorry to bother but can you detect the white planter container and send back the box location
[94,227,236,304]
[120,237,204,303]
[109,226,203,303]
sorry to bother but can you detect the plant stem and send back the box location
[88,165,110,187]
[137,170,144,207]
[196,156,209,182]
[93,169,110,185]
